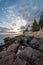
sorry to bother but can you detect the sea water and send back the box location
[0,32,23,45]
[0,33,17,45]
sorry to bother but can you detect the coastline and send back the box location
[0,31,43,65]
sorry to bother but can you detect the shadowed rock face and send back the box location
[30,38,40,49]
[0,35,43,65]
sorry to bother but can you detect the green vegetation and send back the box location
[31,13,43,32]
[31,19,40,32]
[23,13,43,32]
[39,13,43,29]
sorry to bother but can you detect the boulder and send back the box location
[7,43,20,54]
[4,37,11,43]
[31,49,43,65]
[19,38,28,46]
[26,36,34,41]
[0,54,2,59]
[0,50,7,58]
[33,49,43,59]
[5,41,12,48]
[30,38,40,49]
[13,57,28,65]
[32,59,43,65]
[0,53,15,65]
[16,45,26,55]
[39,37,43,44]
[39,44,43,53]
[18,45,26,50]
[16,50,21,55]
[18,47,33,61]
[16,38,21,43]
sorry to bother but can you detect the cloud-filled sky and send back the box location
[0,0,43,32]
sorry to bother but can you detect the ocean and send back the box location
[0,32,23,45]
[0,33,15,45]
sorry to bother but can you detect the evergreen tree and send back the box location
[39,13,43,29]
[32,19,40,32]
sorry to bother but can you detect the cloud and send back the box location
[0,0,3,2]
[3,5,33,31]
[18,5,34,22]
[0,20,2,24]
[1,5,27,32]
[2,5,16,19]
[0,27,11,32]
[0,0,43,32]
[0,15,27,32]
[7,15,27,32]
[32,6,38,10]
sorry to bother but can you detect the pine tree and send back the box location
[32,19,40,32]
[39,13,43,29]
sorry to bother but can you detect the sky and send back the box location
[0,0,43,32]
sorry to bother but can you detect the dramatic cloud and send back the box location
[0,0,43,32]
[0,27,11,32]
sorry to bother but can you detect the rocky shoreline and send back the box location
[0,34,43,65]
